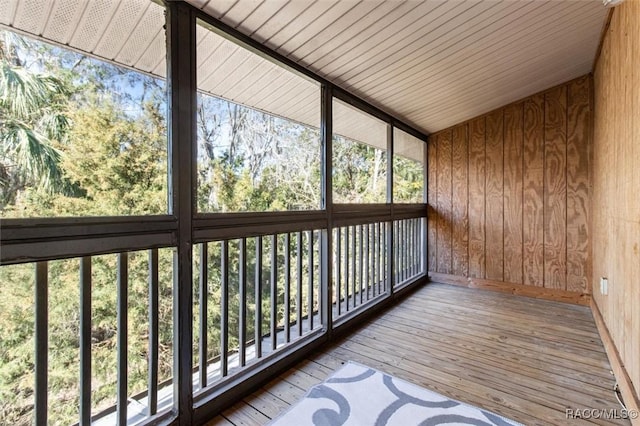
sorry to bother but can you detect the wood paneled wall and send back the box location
[427,75,591,295]
[593,0,640,404]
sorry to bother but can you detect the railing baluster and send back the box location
[413,219,417,274]
[403,219,412,281]
[35,262,48,426]
[394,221,399,286]
[408,219,413,277]
[336,227,341,316]
[221,241,229,377]
[284,233,291,343]
[404,220,408,282]
[382,222,387,293]
[403,220,407,280]
[296,232,303,338]
[396,220,404,284]
[358,225,364,305]
[308,230,314,330]
[239,238,247,366]
[148,249,159,415]
[199,243,208,388]
[378,221,383,294]
[371,223,376,298]
[383,222,388,293]
[412,219,416,276]
[344,227,349,312]
[376,222,384,294]
[79,257,92,424]
[351,225,356,308]
[408,220,411,279]
[379,223,383,294]
[410,219,414,277]
[255,237,263,358]
[270,234,278,351]
[407,220,411,280]
[364,223,370,301]
[402,220,407,281]
[413,219,418,276]
[419,218,428,273]
[372,223,376,298]
[401,220,406,283]
[371,223,375,298]
[417,219,422,274]
[117,252,128,426]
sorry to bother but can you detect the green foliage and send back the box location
[0,25,423,426]
[0,264,34,426]
[0,30,172,425]
[196,100,322,213]
[393,156,425,203]
[60,100,167,216]
[333,136,387,203]
[0,29,324,426]
[0,51,70,208]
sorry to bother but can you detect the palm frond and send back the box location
[0,62,67,120]
[0,119,62,191]
[37,111,71,142]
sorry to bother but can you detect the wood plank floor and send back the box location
[205,283,629,425]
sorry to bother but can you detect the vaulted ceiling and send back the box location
[1,0,609,134]
[185,0,608,133]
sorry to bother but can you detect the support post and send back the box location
[321,85,333,335]
[167,2,196,424]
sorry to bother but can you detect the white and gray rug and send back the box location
[269,362,522,426]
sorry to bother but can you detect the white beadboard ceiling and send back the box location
[1,0,609,135]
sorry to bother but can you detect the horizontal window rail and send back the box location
[0,217,177,265]
[193,211,327,242]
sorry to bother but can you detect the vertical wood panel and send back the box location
[523,94,545,287]
[468,117,486,279]
[566,76,590,293]
[437,130,453,274]
[631,1,640,400]
[428,77,590,298]
[451,124,469,276]
[593,0,640,403]
[544,86,567,290]
[503,103,524,284]
[485,110,504,281]
[428,136,438,271]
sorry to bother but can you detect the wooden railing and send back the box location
[193,229,323,392]
[0,208,426,425]
[11,247,177,426]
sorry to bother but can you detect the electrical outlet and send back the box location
[600,277,608,295]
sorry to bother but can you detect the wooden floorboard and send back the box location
[206,283,628,426]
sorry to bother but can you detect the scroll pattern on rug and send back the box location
[268,362,523,426]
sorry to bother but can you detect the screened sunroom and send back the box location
[0,1,638,425]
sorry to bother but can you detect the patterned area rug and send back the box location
[268,362,522,426]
